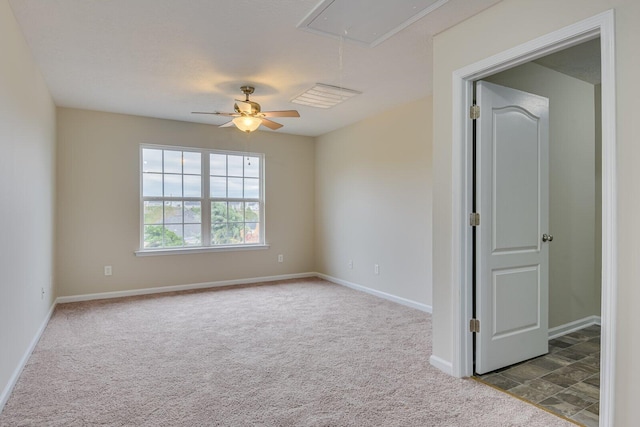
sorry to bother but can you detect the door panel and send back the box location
[475,80,550,375]
[493,108,540,252]
[493,266,540,338]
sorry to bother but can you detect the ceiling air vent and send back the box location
[291,83,362,109]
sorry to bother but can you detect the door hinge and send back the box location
[469,212,480,227]
[470,104,480,120]
[470,318,480,333]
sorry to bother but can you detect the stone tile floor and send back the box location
[476,325,600,427]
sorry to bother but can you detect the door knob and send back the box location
[542,234,554,242]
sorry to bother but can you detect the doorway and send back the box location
[450,10,616,427]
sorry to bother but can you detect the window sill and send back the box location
[134,244,270,257]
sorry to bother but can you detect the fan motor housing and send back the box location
[234,101,261,115]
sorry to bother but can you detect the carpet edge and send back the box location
[470,376,583,426]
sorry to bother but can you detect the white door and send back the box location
[475,81,550,375]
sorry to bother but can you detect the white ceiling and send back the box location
[534,38,601,85]
[8,0,502,137]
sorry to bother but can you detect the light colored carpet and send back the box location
[0,278,575,426]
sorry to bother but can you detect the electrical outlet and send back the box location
[278,254,284,263]
[348,260,353,269]
[374,264,380,275]
[104,265,112,276]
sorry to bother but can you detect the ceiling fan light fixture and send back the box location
[193,86,298,132]
[233,116,262,133]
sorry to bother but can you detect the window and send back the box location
[140,145,264,252]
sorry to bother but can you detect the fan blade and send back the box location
[261,110,300,118]
[192,111,239,117]
[219,121,234,128]
[260,118,283,130]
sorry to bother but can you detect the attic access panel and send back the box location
[297,0,449,47]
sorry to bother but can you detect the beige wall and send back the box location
[432,0,640,424]
[0,0,56,406]
[315,97,433,306]
[485,61,600,328]
[56,108,315,297]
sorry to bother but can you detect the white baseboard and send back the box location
[0,301,57,413]
[316,273,432,313]
[548,315,601,340]
[430,355,453,375]
[56,272,317,304]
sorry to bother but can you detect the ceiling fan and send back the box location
[192,86,300,133]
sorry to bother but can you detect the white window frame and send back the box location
[136,144,268,256]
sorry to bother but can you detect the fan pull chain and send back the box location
[338,33,345,92]
[339,35,344,75]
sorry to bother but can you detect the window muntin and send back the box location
[140,146,264,250]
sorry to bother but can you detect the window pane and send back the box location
[164,150,182,174]
[228,177,243,198]
[164,225,183,247]
[184,201,201,223]
[142,149,163,173]
[245,202,260,222]
[228,155,244,177]
[211,223,229,245]
[164,201,183,224]
[229,202,244,222]
[245,157,259,177]
[184,224,201,246]
[144,225,164,248]
[143,173,162,197]
[228,222,244,244]
[245,223,259,243]
[144,201,163,224]
[183,151,201,175]
[211,202,227,223]
[184,175,201,197]
[210,177,226,198]
[244,178,259,199]
[210,154,226,176]
[164,174,182,197]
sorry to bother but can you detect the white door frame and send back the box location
[450,10,616,426]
